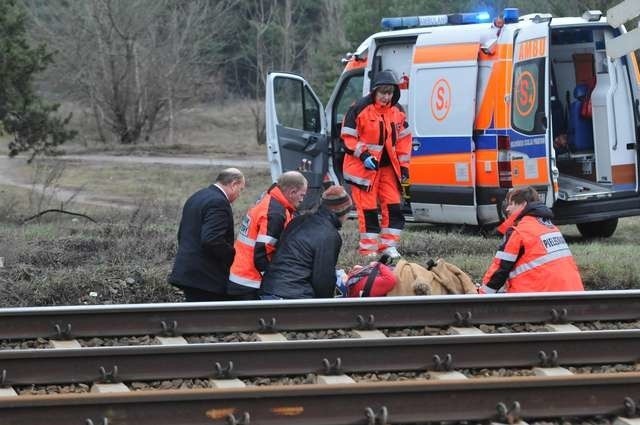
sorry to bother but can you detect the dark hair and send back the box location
[215,168,244,186]
[507,186,540,205]
[375,85,395,95]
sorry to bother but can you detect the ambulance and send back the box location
[265,1,640,237]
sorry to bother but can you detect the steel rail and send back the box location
[0,330,639,385]
[1,373,640,424]
[1,290,639,340]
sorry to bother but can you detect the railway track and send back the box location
[1,330,639,385]
[2,290,639,341]
[0,291,639,424]
[2,374,640,424]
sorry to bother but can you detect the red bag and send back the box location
[346,262,397,297]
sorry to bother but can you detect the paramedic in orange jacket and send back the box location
[227,171,308,300]
[341,70,412,258]
[480,186,584,293]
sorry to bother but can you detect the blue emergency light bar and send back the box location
[381,11,490,30]
[381,8,518,30]
[448,11,491,25]
[503,8,520,23]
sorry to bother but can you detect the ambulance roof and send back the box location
[549,16,607,28]
[350,13,612,59]
[359,14,610,50]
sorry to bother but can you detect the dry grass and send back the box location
[54,100,263,158]
[1,100,640,306]
[0,162,272,307]
[2,178,640,306]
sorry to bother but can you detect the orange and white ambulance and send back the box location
[266,1,640,237]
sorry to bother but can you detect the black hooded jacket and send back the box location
[259,206,343,299]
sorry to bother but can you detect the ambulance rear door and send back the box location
[605,2,640,194]
[409,29,480,225]
[265,72,328,208]
[510,20,553,205]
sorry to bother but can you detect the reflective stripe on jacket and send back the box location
[229,185,296,289]
[341,95,411,190]
[482,203,584,293]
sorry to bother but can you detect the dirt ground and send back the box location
[0,154,268,210]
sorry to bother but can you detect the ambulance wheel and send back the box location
[576,218,618,238]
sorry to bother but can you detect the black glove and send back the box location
[400,166,410,183]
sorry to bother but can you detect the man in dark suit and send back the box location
[169,168,245,301]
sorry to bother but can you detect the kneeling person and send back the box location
[480,186,584,293]
[259,185,352,299]
[227,171,308,300]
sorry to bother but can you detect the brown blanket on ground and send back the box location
[389,258,477,296]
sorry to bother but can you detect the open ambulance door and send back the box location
[409,33,480,225]
[511,21,553,206]
[605,1,640,195]
[265,72,329,209]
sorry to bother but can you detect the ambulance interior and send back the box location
[549,25,637,200]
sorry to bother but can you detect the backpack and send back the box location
[345,262,398,297]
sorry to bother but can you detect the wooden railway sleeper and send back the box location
[322,357,343,375]
[496,401,521,424]
[0,369,6,386]
[214,361,235,379]
[226,412,250,425]
[160,320,179,337]
[356,314,376,330]
[365,406,389,425]
[432,354,453,371]
[624,396,639,417]
[85,418,108,425]
[258,317,277,333]
[54,323,72,340]
[550,308,568,324]
[98,365,119,383]
[537,350,559,367]
[454,311,473,327]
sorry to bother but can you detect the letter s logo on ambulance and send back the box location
[515,70,536,117]
[431,78,451,122]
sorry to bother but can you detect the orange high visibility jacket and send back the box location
[482,202,584,293]
[229,185,296,289]
[341,96,411,190]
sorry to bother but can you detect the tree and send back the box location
[0,0,75,162]
[26,0,236,145]
[212,0,323,145]
[307,0,350,102]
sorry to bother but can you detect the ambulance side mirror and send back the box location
[480,38,498,55]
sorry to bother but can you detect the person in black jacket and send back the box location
[168,168,245,302]
[259,185,352,299]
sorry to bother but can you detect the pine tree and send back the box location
[0,0,75,162]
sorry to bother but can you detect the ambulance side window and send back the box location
[302,85,321,132]
[335,75,364,125]
[273,77,321,132]
[512,58,546,135]
[274,77,304,130]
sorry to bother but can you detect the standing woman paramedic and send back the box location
[340,70,412,259]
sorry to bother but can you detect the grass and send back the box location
[2,162,640,306]
[1,101,640,306]
[53,100,263,158]
[0,159,274,306]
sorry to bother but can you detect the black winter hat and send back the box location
[371,69,401,105]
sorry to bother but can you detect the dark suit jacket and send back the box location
[169,185,235,294]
